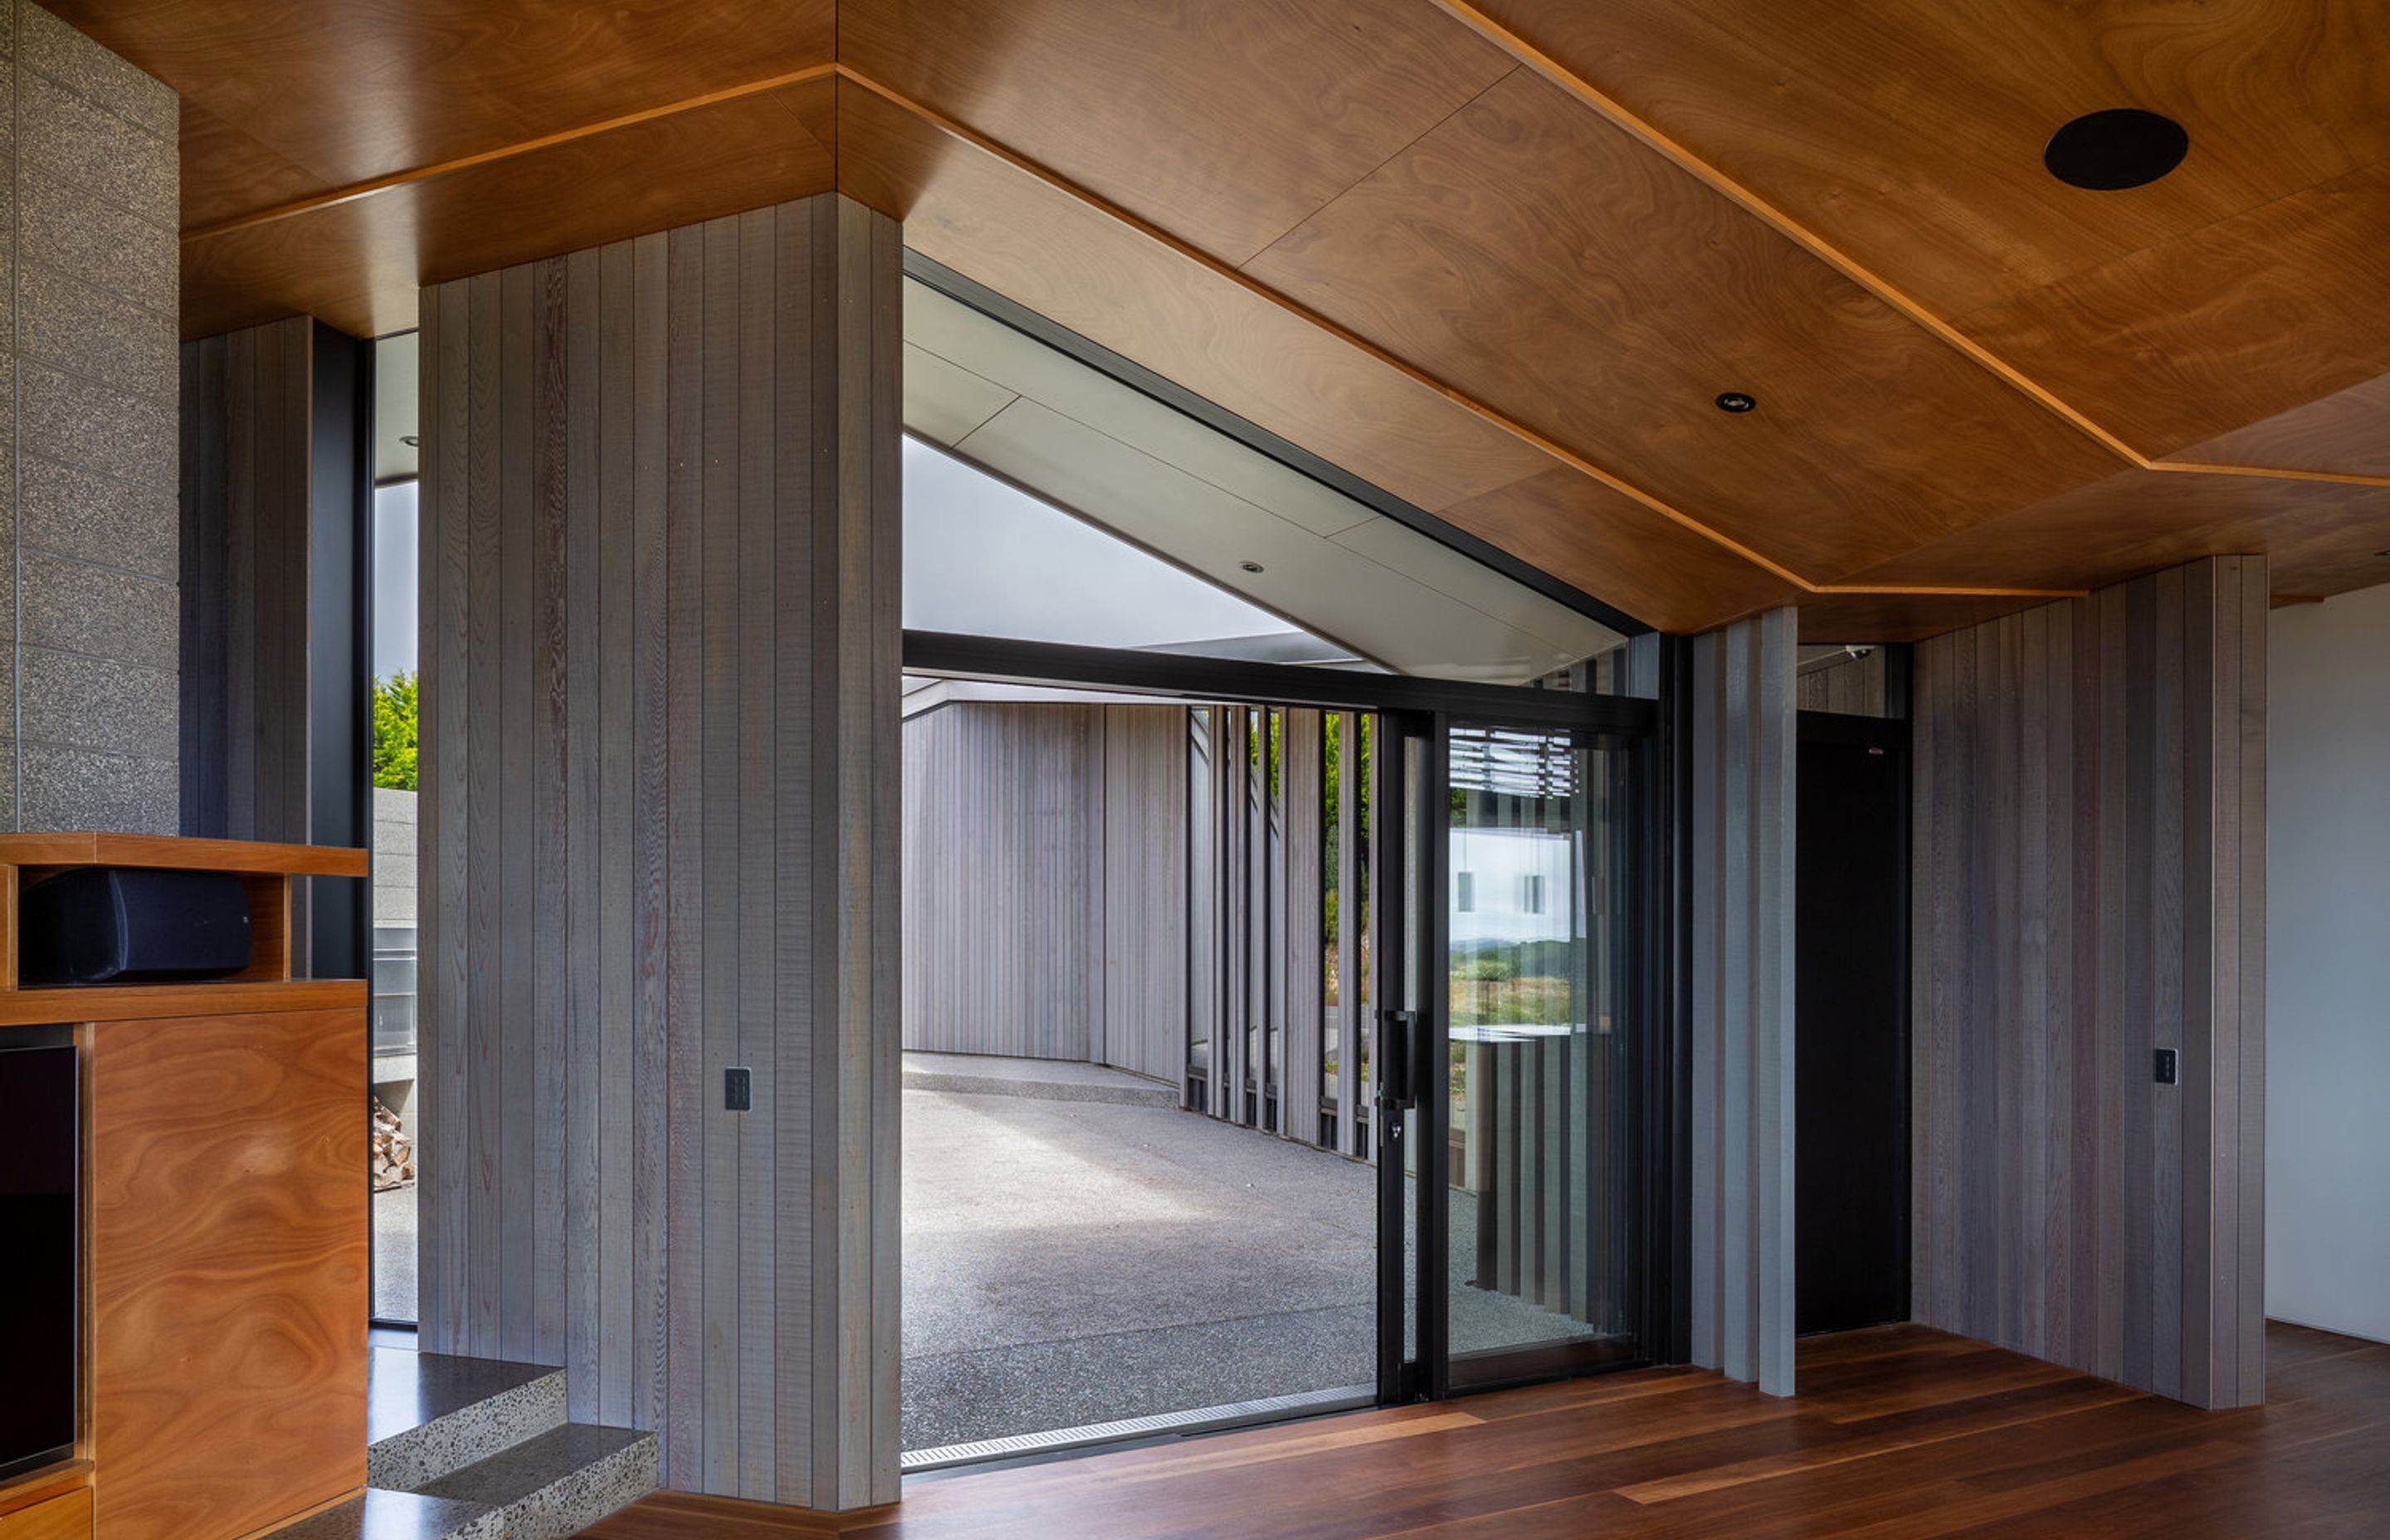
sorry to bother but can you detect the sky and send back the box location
[367,438,1300,683]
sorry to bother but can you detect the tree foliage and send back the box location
[373,670,419,792]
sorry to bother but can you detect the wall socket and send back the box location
[725,1066,753,1111]
[2153,1048,2178,1085]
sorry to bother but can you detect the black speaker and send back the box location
[18,868,255,986]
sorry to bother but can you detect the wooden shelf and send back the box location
[0,978,367,1028]
[1,831,368,1001]
[0,1462,90,1518]
[0,833,366,879]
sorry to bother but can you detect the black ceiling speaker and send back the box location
[2044,109,2189,190]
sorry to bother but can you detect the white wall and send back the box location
[2268,581,2390,1344]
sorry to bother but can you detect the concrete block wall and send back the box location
[2,2,180,831]
[373,787,417,927]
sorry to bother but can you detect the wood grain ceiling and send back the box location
[52,0,2390,640]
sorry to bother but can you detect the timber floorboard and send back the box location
[576,1321,2390,1538]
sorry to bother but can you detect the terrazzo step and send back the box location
[368,1348,570,1489]
[266,1488,502,1540]
[416,1423,659,1540]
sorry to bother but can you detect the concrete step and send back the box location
[266,1489,501,1540]
[902,1050,1178,1108]
[416,1423,659,1540]
[368,1348,569,1489]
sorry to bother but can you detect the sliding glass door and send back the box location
[1441,720,1641,1387]
[1378,713,1647,1397]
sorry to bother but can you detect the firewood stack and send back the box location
[371,1094,415,1191]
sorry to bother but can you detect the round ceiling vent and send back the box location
[2044,109,2188,190]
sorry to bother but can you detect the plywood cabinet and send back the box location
[0,835,370,1540]
[90,1011,366,1539]
[0,1487,90,1540]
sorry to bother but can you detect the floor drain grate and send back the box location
[900,1385,1375,1474]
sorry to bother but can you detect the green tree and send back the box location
[372,670,420,792]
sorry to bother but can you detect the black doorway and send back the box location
[1794,714,1909,1334]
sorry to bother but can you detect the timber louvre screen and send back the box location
[1187,705,1374,1161]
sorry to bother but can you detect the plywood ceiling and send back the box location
[51,0,2390,639]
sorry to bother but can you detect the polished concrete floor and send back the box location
[901,1081,1378,1450]
[901,1065,1605,1453]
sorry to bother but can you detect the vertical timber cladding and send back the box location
[182,315,370,977]
[1911,556,2266,1411]
[180,319,314,850]
[1192,704,1339,1148]
[1689,607,1797,1397]
[417,194,903,1506]
[895,699,1187,1080]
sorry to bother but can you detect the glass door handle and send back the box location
[1379,1009,1417,1109]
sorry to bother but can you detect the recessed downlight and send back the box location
[1714,392,1757,414]
[400,434,421,447]
[1239,560,1266,574]
[2044,109,2188,190]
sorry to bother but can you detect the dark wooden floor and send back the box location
[578,1321,2390,1538]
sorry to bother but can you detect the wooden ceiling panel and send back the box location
[1455,0,2390,324]
[1956,157,2390,459]
[1796,591,2054,646]
[837,80,1552,517]
[56,0,2390,635]
[54,0,836,221]
[1244,68,2122,581]
[2180,373,2390,480]
[1435,468,1797,635]
[1844,469,2390,602]
[183,80,835,338]
[838,0,1516,264]
[180,100,331,231]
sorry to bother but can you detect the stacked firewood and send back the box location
[371,1095,416,1191]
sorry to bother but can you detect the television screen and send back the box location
[0,1040,76,1480]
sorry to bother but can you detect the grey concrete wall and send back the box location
[2266,581,2390,1346]
[1,2,181,831]
[373,786,417,926]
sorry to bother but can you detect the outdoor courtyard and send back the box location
[901,1059,1377,1453]
[901,1052,1613,1454]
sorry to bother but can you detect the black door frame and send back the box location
[1382,709,1668,1402]
[904,631,1684,1411]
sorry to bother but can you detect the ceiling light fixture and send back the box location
[2044,109,2188,190]
[1714,392,1757,413]
[1239,560,1266,573]
[400,434,420,446]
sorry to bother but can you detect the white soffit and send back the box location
[959,397,1588,684]
[900,280,1625,684]
[904,342,1016,446]
[375,331,419,484]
